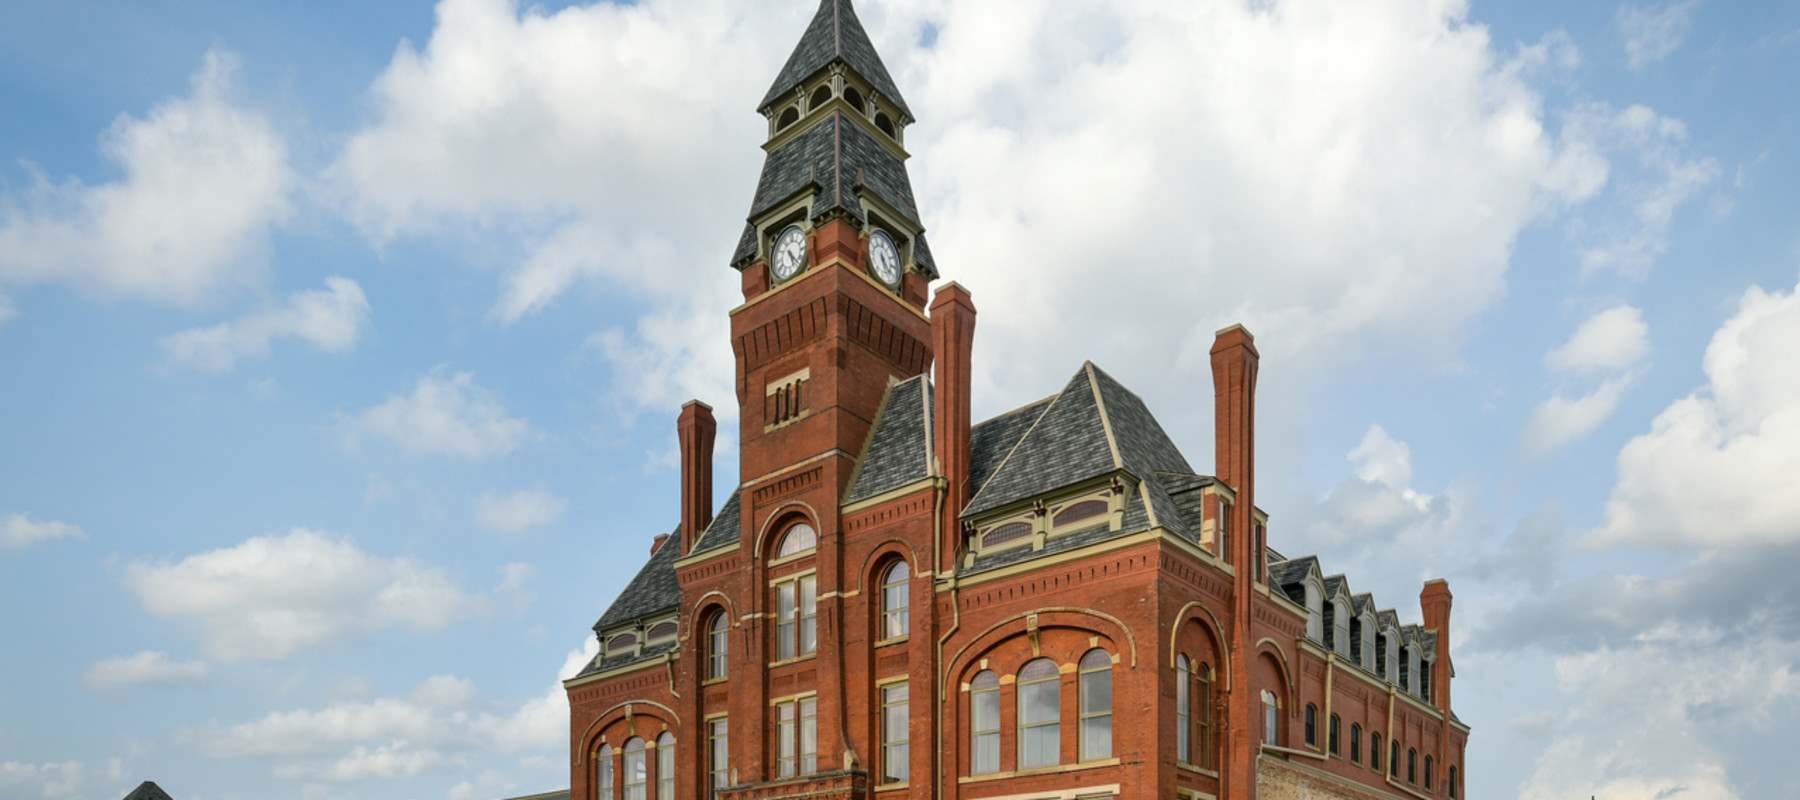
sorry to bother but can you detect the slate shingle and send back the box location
[846,376,932,503]
[690,491,743,556]
[758,0,912,119]
[123,782,174,800]
[593,527,681,632]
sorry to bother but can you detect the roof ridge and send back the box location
[843,375,903,503]
[920,374,935,477]
[1083,362,1125,472]
[964,374,1075,510]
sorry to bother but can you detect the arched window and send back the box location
[970,670,1000,774]
[1175,656,1191,764]
[875,113,895,138]
[1332,600,1350,656]
[1304,703,1318,748]
[1328,713,1340,755]
[1391,741,1400,778]
[597,744,614,800]
[657,733,674,800]
[1195,662,1212,768]
[775,523,816,557]
[1350,724,1362,764]
[623,738,647,800]
[1421,657,1433,702]
[1055,499,1107,528]
[880,560,910,640]
[1261,690,1279,746]
[1408,748,1417,784]
[809,85,832,109]
[1078,649,1112,761]
[1304,581,1324,641]
[984,521,1031,548]
[707,610,729,680]
[1400,645,1413,692]
[844,87,865,113]
[1449,765,1459,798]
[1370,733,1382,771]
[1018,658,1061,768]
[777,107,799,130]
[1425,755,1434,790]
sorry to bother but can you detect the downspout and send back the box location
[1323,653,1334,759]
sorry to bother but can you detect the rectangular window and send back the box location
[1196,676,1212,768]
[1176,666,1190,764]
[971,679,1000,774]
[1218,500,1232,562]
[1019,670,1061,768]
[775,576,817,660]
[657,737,673,800]
[708,719,729,796]
[776,697,818,778]
[881,683,909,783]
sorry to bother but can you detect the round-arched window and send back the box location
[777,107,800,130]
[880,560,909,639]
[707,609,729,680]
[776,522,817,558]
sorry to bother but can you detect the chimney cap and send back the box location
[682,399,714,411]
[1214,323,1255,340]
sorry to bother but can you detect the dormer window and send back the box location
[646,620,678,642]
[1053,499,1107,528]
[777,106,800,131]
[810,85,832,109]
[981,520,1031,548]
[875,112,895,138]
[844,87,865,113]
[606,632,637,654]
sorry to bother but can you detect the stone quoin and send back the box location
[552,2,1470,800]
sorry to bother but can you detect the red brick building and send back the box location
[560,2,1470,799]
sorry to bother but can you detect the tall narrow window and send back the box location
[1175,656,1192,764]
[623,738,647,800]
[970,671,1000,774]
[597,744,614,800]
[1449,766,1459,798]
[657,733,674,800]
[1304,703,1318,748]
[1329,713,1340,755]
[1408,748,1417,784]
[708,611,729,680]
[881,683,909,783]
[1350,724,1362,764]
[1391,741,1400,778]
[880,561,910,640]
[1078,649,1113,761]
[708,719,729,796]
[775,575,817,660]
[776,697,818,777]
[1196,663,1212,768]
[1425,755,1434,790]
[1371,733,1382,771]
[1218,500,1232,562]
[1262,690,1278,746]
[1018,658,1061,768]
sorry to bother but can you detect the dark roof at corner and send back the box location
[689,491,743,556]
[499,792,570,800]
[123,782,173,800]
[760,0,912,119]
[732,114,938,278]
[847,376,933,503]
[593,527,681,632]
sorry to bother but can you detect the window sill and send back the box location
[767,654,818,669]
[875,636,909,648]
[1175,761,1218,778]
[874,782,909,792]
[702,677,727,687]
[959,758,1121,784]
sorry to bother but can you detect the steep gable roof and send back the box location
[123,782,174,800]
[689,491,743,556]
[593,526,681,632]
[846,375,932,503]
[759,0,912,119]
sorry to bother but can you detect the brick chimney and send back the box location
[1211,323,1259,800]
[677,400,716,556]
[1421,579,1454,714]
[931,283,976,573]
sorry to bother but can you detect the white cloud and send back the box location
[0,50,291,306]
[1564,103,1719,278]
[1523,369,1645,454]
[1348,424,1413,489]
[475,489,568,534]
[0,761,84,798]
[1546,304,1651,374]
[122,529,488,660]
[1617,1,1699,71]
[83,651,209,691]
[1594,272,1800,549]
[0,513,85,550]
[351,371,535,460]
[160,277,371,371]
[194,640,590,783]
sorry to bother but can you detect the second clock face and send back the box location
[772,225,807,281]
[868,230,901,287]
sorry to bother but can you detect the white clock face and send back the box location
[771,225,807,282]
[868,230,901,287]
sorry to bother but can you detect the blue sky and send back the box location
[3,1,1798,798]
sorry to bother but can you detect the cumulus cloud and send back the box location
[1617,1,1699,71]
[159,277,371,371]
[121,529,495,660]
[350,371,536,460]
[475,489,568,534]
[83,651,209,691]
[0,761,84,798]
[0,50,290,306]
[0,513,85,550]
[1563,103,1718,278]
[193,641,591,783]
[1593,273,1800,550]
[1524,304,1652,454]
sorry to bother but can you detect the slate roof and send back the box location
[1353,592,1375,615]
[1324,574,1348,599]
[846,375,933,503]
[574,639,679,681]
[592,526,681,633]
[732,114,938,278]
[1268,555,1318,605]
[498,792,571,800]
[759,0,912,119]
[123,782,173,800]
[689,490,743,556]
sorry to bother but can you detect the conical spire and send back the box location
[759,0,912,120]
